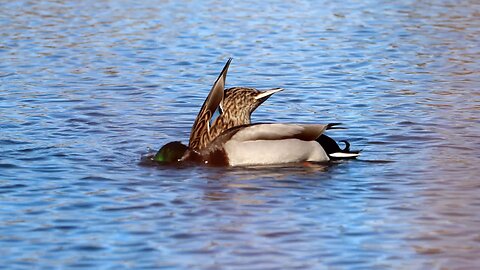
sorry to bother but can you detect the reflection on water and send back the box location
[1,0,480,269]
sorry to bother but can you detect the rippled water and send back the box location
[1,0,480,269]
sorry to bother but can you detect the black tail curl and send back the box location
[316,134,360,160]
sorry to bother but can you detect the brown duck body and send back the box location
[208,87,283,144]
[186,58,283,152]
[183,86,284,165]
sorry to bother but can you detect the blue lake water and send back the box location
[1,0,480,269]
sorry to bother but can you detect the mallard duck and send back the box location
[154,59,360,165]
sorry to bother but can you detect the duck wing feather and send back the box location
[188,58,232,150]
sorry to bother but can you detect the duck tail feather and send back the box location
[339,140,350,152]
[330,152,361,158]
[329,139,361,159]
[326,123,346,130]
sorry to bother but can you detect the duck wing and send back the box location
[188,58,232,150]
[228,123,338,142]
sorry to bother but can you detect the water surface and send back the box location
[1,0,480,269]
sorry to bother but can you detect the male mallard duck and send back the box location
[154,59,360,165]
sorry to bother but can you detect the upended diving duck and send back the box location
[153,58,360,166]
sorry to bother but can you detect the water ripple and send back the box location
[1,0,480,269]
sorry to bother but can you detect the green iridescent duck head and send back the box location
[153,141,188,163]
